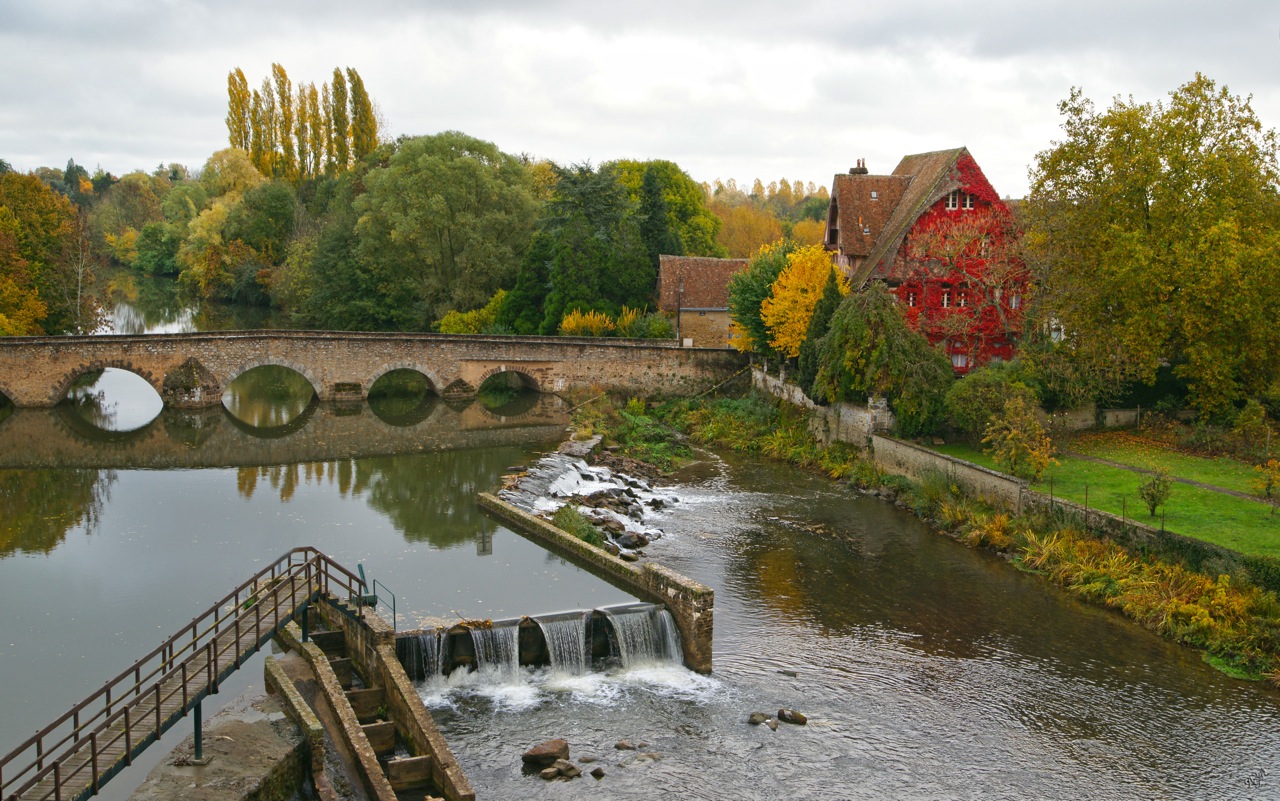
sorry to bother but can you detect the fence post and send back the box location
[194,701,203,762]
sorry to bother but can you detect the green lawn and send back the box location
[931,442,1280,559]
[1067,431,1261,495]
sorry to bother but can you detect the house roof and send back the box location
[829,148,970,288]
[658,255,749,311]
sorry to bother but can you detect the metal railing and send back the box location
[0,547,367,801]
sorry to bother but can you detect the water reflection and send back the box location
[101,268,283,334]
[222,366,316,428]
[368,369,437,426]
[234,450,516,548]
[0,469,115,557]
[62,368,164,432]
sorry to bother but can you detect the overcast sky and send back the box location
[2,1,1277,197]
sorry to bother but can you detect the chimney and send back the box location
[849,158,869,175]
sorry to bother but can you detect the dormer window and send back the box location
[862,226,870,235]
[870,190,878,200]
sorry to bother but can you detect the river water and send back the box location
[1,278,1278,800]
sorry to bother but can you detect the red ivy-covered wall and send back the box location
[893,154,1026,374]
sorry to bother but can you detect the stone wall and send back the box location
[476,492,715,674]
[870,435,1028,511]
[0,331,747,407]
[752,368,894,445]
[676,309,732,348]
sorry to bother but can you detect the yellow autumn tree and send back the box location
[759,244,849,358]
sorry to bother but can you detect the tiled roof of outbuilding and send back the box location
[657,255,749,311]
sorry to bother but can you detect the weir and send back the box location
[395,603,684,681]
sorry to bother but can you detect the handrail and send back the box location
[0,547,368,801]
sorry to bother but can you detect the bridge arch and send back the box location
[223,359,322,401]
[369,362,443,395]
[476,366,542,393]
[53,361,163,405]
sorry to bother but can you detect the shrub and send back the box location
[551,505,604,547]
[1137,467,1173,516]
[560,309,616,337]
[1253,459,1280,515]
[982,396,1055,481]
[945,362,1039,441]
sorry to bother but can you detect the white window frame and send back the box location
[962,192,975,210]
[945,190,959,210]
[941,290,951,308]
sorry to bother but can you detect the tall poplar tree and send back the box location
[272,64,296,181]
[225,68,251,151]
[347,68,378,161]
[330,69,350,173]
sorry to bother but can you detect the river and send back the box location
[1,276,1277,800]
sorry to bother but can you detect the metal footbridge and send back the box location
[0,547,368,801]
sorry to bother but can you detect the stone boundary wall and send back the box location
[869,435,1028,511]
[751,368,893,444]
[476,492,714,674]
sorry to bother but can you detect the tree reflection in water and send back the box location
[234,447,523,549]
[0,469,116,557]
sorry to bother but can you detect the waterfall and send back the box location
[471,623,520,677]
[602,603,683,668]
[536,611,589,675]
[407,630,444,681]
[654,608,684,664]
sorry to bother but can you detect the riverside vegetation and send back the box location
[570,390,1280,685]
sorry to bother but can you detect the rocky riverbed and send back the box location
[497,435,681,561]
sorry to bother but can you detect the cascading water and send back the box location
[601,603,683,668]
[404,630,444,681]
[653,608,684,663]
[535,611,589,675]
[470,623,520,677]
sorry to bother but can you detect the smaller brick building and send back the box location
[657,255,748,348]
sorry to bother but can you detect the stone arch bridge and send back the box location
[0,331,746,408]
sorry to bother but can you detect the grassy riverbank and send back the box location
[571,391,1280,685]
[930,440,1280,559]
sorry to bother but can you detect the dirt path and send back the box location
[1063,451,1268,504]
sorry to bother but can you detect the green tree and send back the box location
[606,159,725,257]
[272,64,296,181]
[814,282,953,436]
[344,132,537,328]
[945,362,1040,441]
[727,240,793,355]
[501,163,651,334]
[1027,74,1280,418]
